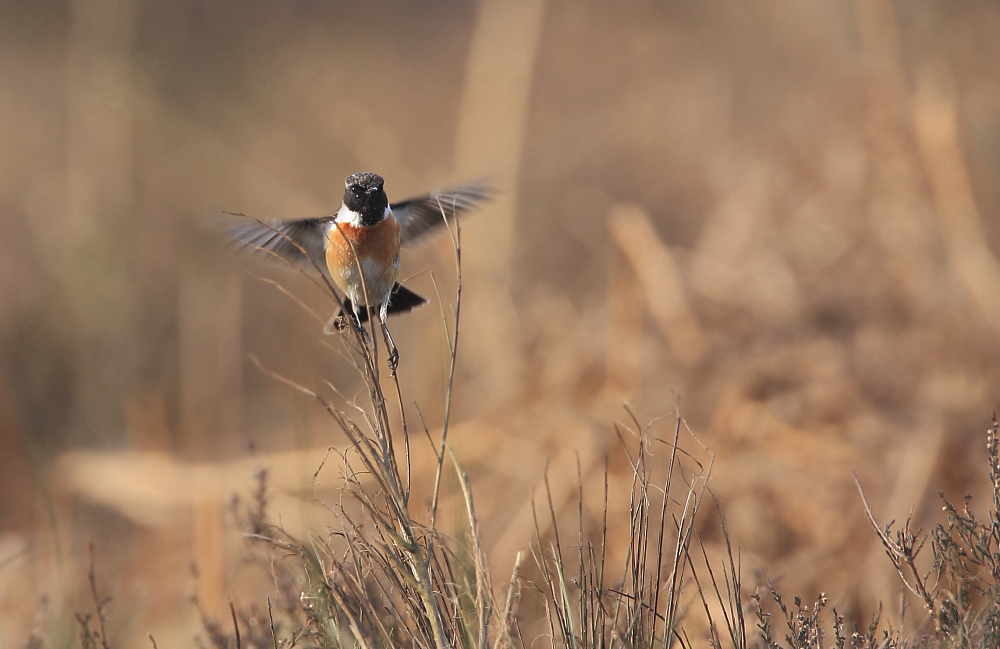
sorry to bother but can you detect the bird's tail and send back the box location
[333,283,428,328]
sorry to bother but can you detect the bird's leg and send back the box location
[379,300,398,375]
[354,302,372,345]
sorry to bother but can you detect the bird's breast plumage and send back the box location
[325,213,400,306]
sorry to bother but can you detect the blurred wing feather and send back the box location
[392,181,491,246]
[222,213,332,273]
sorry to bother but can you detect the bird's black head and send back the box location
[343,172,388,226]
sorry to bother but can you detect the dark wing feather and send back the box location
[392,181,491,247]
[222,214,332,274]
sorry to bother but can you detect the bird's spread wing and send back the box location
[220,212,333,274]
[392,181,491,247]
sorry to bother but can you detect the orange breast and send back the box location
[325,215,400,305]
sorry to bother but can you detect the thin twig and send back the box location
[229,600,241,649]
[267,597,279,649]
[87,542,111,649]
[494,551,524,649]
[429,205,463,535]
[854,472,937,614]
[245,269,325,325]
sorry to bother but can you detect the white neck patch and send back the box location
[334,203,362,227]
[334,203,390,227]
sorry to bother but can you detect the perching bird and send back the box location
[224,172,489,371]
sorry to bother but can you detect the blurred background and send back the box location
[2,0,1000,645]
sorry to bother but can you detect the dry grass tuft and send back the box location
[530,413,722,649]
[22,171,1000,649]
[855,413,1000,648]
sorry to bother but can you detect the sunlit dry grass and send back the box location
[2,0,1000,647]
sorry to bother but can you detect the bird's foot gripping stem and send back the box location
[386,346,399,376]
[325,297,375,340]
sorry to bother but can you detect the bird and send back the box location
[223,172,489,372]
